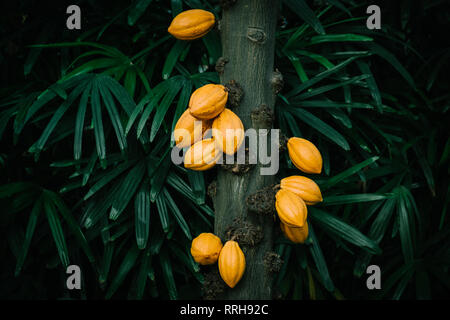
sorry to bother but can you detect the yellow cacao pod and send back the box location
[287,137,323,174]
[168,9,215,40]
[280,175,323,205]
[212,108,245,155]
[218,240,246,288]
[184,138,221,171]
[189,84,228,120]
[275,189,308,228]
[190,233,223,265]
[280,222,309,244]
[173,109,212,148]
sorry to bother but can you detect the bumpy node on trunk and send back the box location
[263,251,284,273]
[271,68,284,94]
[247,27,267,44]
[202,267,226,300]
[246,183,280,216]
[251,104,274,128]
[220,147,253,175]
[278,132,290,152]
[225,217,263,247]
[224,80,244,109]
[215,57,229,75]
[207,180,217,199]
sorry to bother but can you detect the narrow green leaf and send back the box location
[81,182,121,229]
[327,0,351,16]
[370,198,397,243]
[186,170,205,205]
[24,25,50,75]
[282,109,303,137]
[327,108,352,128]
[171,0,183,16]
[126,91,153,135]
[150,77,184,141]
[105,244,140,299]
[202,31,222,62]
[16,90,56,136]
[413,144,436,197]
[283,0,325,35]
[135,180,151,249]
[288,55,309,83]
[356,60,382,110]
[82,151,98,186]
[397,189,415,264]
[150,152,172,201]
[91,79,106,162]
[294,100,373,109]
[136,246,151,299]
[310,208,382,255]
[323,193,391,205]
[286,106,350,150]
[49,83,68,100]
[156,192,170,233]
[324,156,379,189]
[367,43,415,88]
[287,57,359,97]
[103,75,136,116]
[74,82,92,160]
[49,191,96,264]
[171,81,192,135]
[392,267,415,300]
[296,50,335,69]
[128,0,153,26]
[0,182,35,198]
[99,242,114,284]
[308,224,334,292]
[84,160,137,200]
[160,249,178,300]
[163,188,192,240]
[162,41,188,80]
[32,82,86,153]
[136,82,169,138]
[43,193,70,268]
[168,242,200,275]
[294,74,369,100]
[308,34,373,45]
[166,171,210,211]
[124,67,137,99]
[15,195,42,276]
[98,77,128,152]
[63,58,119,81]
[109,161,146,220]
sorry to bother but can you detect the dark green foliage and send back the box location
[0,0,448,299]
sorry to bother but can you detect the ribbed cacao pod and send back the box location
[280,222,309,244]
[168,9,215,40]
[190,233,223,265]
[212,108,244,155]
[184,138,221,171]
[280,175,323,205]
[189,84,228,120]
[275,189,308,228]
[287,137,323,174]
[218,240,246,288]
[173,109,212,148]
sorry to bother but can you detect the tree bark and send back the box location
[214,0,279,300]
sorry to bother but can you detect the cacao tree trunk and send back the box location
[213,0,280,299]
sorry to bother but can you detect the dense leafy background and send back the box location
[0,0,448,299]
